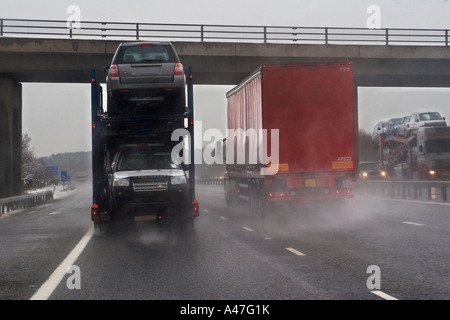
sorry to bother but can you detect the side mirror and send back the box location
[105,167,112,174]
[104,66,110,73]
[443,117,446,120]
[416,119,419,122]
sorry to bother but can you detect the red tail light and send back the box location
[192,198,199,216]
[174,62,184,76]
[91,203,100,221]
[108,64,119,78]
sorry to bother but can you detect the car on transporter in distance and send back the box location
[105,41,186,116]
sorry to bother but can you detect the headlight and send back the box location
[429,170,436,176]
[380,171,386,177]
[362,172,368,178]
[171,175,187,185]
[113,178,129,187]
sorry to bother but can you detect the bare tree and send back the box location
[358,129,377,162]
[22,134,55,190]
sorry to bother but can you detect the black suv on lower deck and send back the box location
[107,144,190,222]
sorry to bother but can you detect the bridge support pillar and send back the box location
[0,77,22,198]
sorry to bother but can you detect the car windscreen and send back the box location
[420,112,443,121]
[116,151,180,171]
[359,162,379,170]
[117,45,175,64]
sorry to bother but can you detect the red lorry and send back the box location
[224,63,357,214]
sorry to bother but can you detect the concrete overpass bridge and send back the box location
[1,20,450,197]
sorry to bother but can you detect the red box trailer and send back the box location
[224,63,357,213]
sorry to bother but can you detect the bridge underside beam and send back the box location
[0,39,449,87]
[0,77,22,197]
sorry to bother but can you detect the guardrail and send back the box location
[355,180,450,203]
[196,178,449,203]
[196,179,224,185]
[0,190,54,216]
[0,18,448,46]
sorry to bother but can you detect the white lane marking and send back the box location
[242,227,254,232]
[265,237,272,240]
[48,211,61,215]
[371,290,398,300]
[220,216,227,220]
[402,221,425,227]
[286,247,305,256]
[30,226,94,300]
[203,209,209,212]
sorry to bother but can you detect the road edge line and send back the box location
[370,290,398,300]
[29,225,94,300]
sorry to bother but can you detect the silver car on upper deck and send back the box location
[106,41,186,116]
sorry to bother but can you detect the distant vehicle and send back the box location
[106,41,186,116]
[376,126,450,180]
[396,115,410,137]
[372,120,388,143]
[405,111,447,135]
[358,161,386,180]
[386,117,403,136]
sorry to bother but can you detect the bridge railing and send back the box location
[0,190,53,216]
[354,180,450,203]
[0,18,448,46]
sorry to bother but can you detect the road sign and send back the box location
[61,171,70,182]
[47,166,58,177]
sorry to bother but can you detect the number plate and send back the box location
[134,215,157,221]
[305,179,316,187]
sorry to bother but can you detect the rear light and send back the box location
[108,64,119,78]
[91,203,100,221]
[192,198,199,216]
[174,62,184,76]
[139,42,153,46]
[336,188,351,195]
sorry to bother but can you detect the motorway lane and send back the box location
[0,184,92,300]
[50,186,376,300]
[206,186,450,300]
[1,183,448,300]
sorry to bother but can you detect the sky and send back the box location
[1,0,450,156]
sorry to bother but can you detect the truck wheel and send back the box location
[225,180,235,207]
[250,187,258,215]
[249,186,261,216]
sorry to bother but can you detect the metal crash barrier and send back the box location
[0,190,53,216]
[196,179,224,185]
[355,180,450,203]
